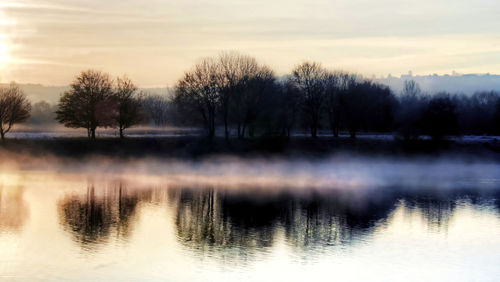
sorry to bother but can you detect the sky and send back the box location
[0,0,499,87]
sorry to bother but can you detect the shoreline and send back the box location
[1,135,499,160]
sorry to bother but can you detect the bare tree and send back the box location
[278,80,300,138]
[142,94,171,127]
[217,52,269,139]
[114,76,142,138]
[56,70,115,140]
[394,80,426,140]
[495,98,500,135]
[237,65,275,138]
[174,53,275,139]
[0,83,31,140]
[175,58,220,138]
[403,80,421,97]
[421,93,459,140]
[324,72,343,137]
[290,62,327,138]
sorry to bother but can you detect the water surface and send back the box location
[1,165,500,281]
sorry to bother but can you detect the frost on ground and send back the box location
[6,130,500,144]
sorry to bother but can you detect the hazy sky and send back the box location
[0,0,499,86]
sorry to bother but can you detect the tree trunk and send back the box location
[91,127,96,140]
[311,125,317,138]
[333,126,339,138]
[242,125,247,139]
[222,103,229,139]
[208,116,215,139]
[224,116,229,139]
[311,113,318,138]
[349,129,356,139]
[119,127,124,139]
[1,124,12,141]
[208,110,215,140]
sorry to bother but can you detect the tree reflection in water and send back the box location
[400,189,500,232]
[58,184,148,250]
[173,187,400,260]
[0,186,29,234]
[57,182,500,259]
[173,187,500,261]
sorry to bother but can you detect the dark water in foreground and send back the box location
[1,170,500,281]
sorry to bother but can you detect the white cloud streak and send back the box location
[1,0,499,85]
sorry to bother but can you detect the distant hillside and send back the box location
[4,73,500,103]
[0,84,172,104]
[0,84,69,104]
[375,73,500,95]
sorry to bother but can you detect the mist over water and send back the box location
[1,151,499,190]
[0,154,500,281]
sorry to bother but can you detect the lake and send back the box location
[1,158,500,281]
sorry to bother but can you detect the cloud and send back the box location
[1,0,500,85]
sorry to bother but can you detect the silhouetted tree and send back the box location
[141,94,172,127]
[236,67,275,138]
[325,72,356,137]
[362,82,396,133]
[339,77,363,138]
[336,79,396,138]
[495,98,500,134]
[113,76,142,138]
[394,80,427,140]
[174,58,219,138]
[324,72,341,137]
[56,70,115,140]
[290,62,327,138]
[455,91,499,135]
[0,83,31,140]
[421,93,459,140]
[218,52,272,139]
[279,80,301,138]
[174,53,276,139]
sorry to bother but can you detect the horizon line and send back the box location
[2,71,500,88]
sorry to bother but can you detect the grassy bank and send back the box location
[1,136,499,160]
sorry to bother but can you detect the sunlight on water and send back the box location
[0,169,500,281]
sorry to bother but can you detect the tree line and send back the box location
[0,71,172,140]
[173,53,500,140]
[1,52,500,141]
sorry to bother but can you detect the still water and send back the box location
[1,163,500,281]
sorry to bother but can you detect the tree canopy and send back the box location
[0,83,31,140]
[56,70,115,139]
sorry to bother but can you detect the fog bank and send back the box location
[1,151,499,191]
